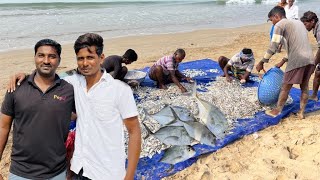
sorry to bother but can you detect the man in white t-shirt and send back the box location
[284,0,299,20]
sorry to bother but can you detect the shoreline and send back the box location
[1,22,320,179]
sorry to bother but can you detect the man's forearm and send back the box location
[125,129,141,179]
[0,127,11,159]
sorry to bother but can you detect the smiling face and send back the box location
[76,46,104,77]
[34,45,60,77]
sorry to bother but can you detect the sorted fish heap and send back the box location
[123,71,294,161]
[206,69,220,73]
[182,69,207,78]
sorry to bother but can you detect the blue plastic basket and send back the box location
[258,67,284,105]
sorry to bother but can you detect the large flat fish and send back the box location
[160,145,196,164]
[152,126,194,146]
[145,105,176,126]
[170,106,196,122]
[191,82,228,139]
[183,121,216,147]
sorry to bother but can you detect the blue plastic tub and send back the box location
[258,67,284,105]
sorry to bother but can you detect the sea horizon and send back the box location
[0,0,318,52]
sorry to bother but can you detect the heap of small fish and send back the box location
[123,71,294,164]
[181,68,220,78]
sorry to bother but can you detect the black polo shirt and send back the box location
[1,71,75,179]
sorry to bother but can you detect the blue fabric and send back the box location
[132,59,320,180]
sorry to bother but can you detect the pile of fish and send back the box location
[123,73,293,164]
[181,68,220,78]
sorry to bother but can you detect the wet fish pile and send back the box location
[123,74,293,160]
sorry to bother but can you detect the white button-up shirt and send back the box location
[64,71,138,179]
[284,4,299,20]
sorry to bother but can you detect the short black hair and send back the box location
[123,49,138,62]
[268,6,286,18]
[300,11,318,23]
[74,33,104,56]
[174,48,186,57]
[34,39,61,57]
[242,48,252,55]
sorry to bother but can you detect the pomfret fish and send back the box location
[183,121,216,147]
[170,106,196,122]
[191,82,228,139]
[160,145,196,164]
[145,125,194,146]
[145,105,176,126]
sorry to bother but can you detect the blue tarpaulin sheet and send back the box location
[133,59,320,180]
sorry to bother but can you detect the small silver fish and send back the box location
[160,145,196,164]
[191,82,228,139]
[183,121,216,147]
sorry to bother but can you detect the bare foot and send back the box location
[309,95,318,101]
[295,111,305,119]
[265,109,280,118]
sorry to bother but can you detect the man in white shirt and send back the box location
[284,0,299,20]
[65,33,141,180]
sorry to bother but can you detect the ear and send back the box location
[99,53,105,64]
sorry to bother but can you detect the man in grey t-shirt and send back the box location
[256,6,314,119]
[301,11,320,101]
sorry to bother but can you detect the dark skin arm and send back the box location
[223,64,232,82]
[123,116,141,180]
[169,70,187,93]
[175,71,193,82]
[275,57,287,68]
[0,113,13,180]
[315,48,320,66]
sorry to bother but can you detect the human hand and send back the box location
[240,79,246,84]
[180,86,187,93]
[256,61,264,72]
[226,76,232,82]
[185,77,194,83]
[0,174,4,180]
[7,73,26,93]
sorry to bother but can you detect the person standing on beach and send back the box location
[301,11,320,101]
[284,0,298,20]
[102,49,138,81]
[8,33,142,179]
[66,33,141,179]
[218,48,255,84]
[149,49,193,93]
[256,6,314,119]
[0,39,75,179]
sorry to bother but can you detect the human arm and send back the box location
[257,25,284,72]
[124,116,141,180]
[275,57,288,68]
[175,70,193,82]
[169,70,187,92]
[0,113,13,180]
[223,64,232,82]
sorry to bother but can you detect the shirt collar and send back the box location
[28,70,61,86]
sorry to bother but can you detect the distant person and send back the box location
[149,49,192,93]
[218,48,255,84]
[102,49,138,81]
[0,39,75,179]
[256,6,314,119]
[301,11,320,101]
[284,0,298,20]
[277,0,287,8]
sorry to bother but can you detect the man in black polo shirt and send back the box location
[0,39,75,179]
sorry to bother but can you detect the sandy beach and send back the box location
[0,23,319,179]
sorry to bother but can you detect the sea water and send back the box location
[0,0,318,51]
